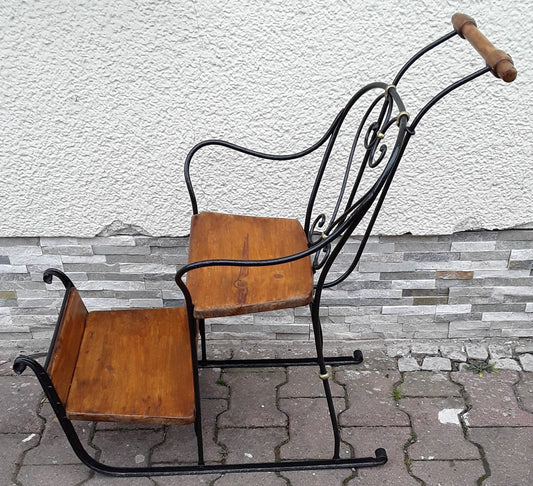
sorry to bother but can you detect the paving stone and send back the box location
[0,358,15,376]
[410,459,485,485]
[278,366,344,398]
[465,344,488,361]
[24,403,94,465]
[488,343,513,359]
[218,427,286,464]
[199,368,229,399]
[400,397,479,460]
[16,464,90,485]
[386,343,411,358]
[155,475,219,485]
[469,427,533,486]
[0,376,42,433]
[93,428,164,468]
[515,373,533,413]
[279,397,347,460]
[0,433,40,486]
[402,371,461,397]
[421,357,452,371]
[519,353,533,371]
[439,344,467,362]
[453,370,533,426]
[490,358,522,371]
[398,357,420,372]
[152,399,226,464]
[336,370,409,426]
[214,472,288,485]
[343,427,418,485]
[285,469,352,485]
[218,369,286,427]
[83,476,155,485]
[515,343,533,354]
[408,343,439,357]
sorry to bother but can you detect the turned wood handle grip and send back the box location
[452,13,517,82]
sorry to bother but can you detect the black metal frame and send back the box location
[14,28,501,476]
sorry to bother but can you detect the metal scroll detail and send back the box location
[307,83,407,278]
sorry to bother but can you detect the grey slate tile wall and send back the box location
[0,230,532,352]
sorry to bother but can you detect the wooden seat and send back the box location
[47,292,195,425]
[186,212,314,319]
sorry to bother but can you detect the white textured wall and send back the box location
[1,0,531,237]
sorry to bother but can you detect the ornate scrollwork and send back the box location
[308,213,327,245]
[307,214,332,271]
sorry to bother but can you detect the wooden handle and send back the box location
[452,13,517,82]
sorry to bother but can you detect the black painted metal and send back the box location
[13,25,504,477]
[198,352,364,369]
[176,27,500,477]
[43,269,76,371]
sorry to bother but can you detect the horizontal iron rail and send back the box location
[83,450,387,477]
[198,351,363,369]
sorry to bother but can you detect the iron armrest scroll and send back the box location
[452,13,517,83]
[184,112,343,214]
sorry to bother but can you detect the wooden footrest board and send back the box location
[66,307,195,425]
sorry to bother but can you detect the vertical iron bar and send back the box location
[310,303,341,459]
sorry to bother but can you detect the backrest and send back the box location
[304,82,408,289]
[46,287,88,404]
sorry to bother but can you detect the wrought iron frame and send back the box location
[15,28,502,476]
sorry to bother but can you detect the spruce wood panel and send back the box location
[47,289,88,404]
[187,212,314,319]
[66,307,195,425]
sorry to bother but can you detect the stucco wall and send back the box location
[1,0,531,237]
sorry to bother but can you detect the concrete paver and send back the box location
[279,366,344,398]
[454,370,533,426]
[217,427,286,463]
[24,403,94,465]
[336,369,409,426]
[402,371,461,397]
[16,464,90,485]
[0,434,39,486]
[83,476,156,485]
[0,376,42,433]
[218,369,286,427]
[279,397,347,460]
[3,347,533,485]
[410,459,485,486]
[214,472,287,485]
[284,469,351,486]
[400,397,480,460]
[469,427,533,486]
[154,475,219,485]
[516,372,533,413]
[151,399,226,464]
[94,428,164,468]
[343,427,418,486]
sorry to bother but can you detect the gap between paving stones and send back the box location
[6,349,533,485]
[399,370,489,485]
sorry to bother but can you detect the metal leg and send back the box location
[310,304,341,459]
[198,319,207,361]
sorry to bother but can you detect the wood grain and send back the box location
[452,13,517,82]
[47,289,88,404]
[186,212,314,319]
[66,307,195,425]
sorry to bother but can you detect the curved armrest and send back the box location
[184,111,344,214]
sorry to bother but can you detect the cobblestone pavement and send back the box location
[1,347,533,486]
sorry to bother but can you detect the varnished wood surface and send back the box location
[47,289,88,404]
[66,307,195,425]
[186,212,314,319]
[452,13,517,82]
